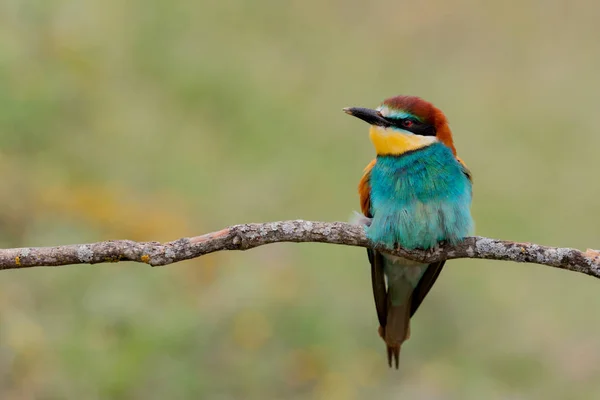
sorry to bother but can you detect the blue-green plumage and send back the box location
[367,142,473,250]
[345,95,474,369]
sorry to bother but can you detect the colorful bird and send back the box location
[344,95,474,369]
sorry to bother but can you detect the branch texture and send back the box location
[1,220,599,278]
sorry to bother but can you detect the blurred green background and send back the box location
[1,0,600,399]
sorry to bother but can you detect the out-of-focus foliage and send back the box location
[1,0,599,398]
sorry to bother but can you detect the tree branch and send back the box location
[1,220,599,278]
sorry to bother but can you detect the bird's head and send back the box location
[344,95,455,156]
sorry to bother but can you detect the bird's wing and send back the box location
[410,155,472,317]
[456,156,473,183]
[369,249,388,329]
[409,260,445,317]
[359,160,388,329]
[359,159,376,217]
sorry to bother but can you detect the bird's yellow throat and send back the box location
[369,126,438,155]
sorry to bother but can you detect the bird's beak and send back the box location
[343,107,390,127]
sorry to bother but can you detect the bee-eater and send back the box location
[344,95,473,369]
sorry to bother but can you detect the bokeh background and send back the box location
[1,0,600,399]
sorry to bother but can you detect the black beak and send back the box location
[343,107,390,127]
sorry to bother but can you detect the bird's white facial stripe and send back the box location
[376,106,423,122]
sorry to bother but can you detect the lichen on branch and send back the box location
[0,220,599,279]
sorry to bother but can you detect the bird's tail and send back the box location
[380,302,411,369]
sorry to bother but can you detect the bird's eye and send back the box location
[402,120,413,128]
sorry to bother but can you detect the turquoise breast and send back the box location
[367,142,473,250]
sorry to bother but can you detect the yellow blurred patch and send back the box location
[5,312,46,357]
[230,310,272,351]
[39,183,192,241]
[313,372,357,400]
[345,349,386,387]
[285,347,326,387]
[268,267,300,302]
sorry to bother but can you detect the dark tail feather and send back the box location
[379,325,401,369]
[383,303,411,369]
[387,345,400,369]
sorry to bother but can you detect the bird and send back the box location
[343,95,474,369]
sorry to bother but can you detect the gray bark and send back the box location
[1,220,599,279]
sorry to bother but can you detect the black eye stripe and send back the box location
[382,117,437,137]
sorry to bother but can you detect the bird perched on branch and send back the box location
[344,95,473,369]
